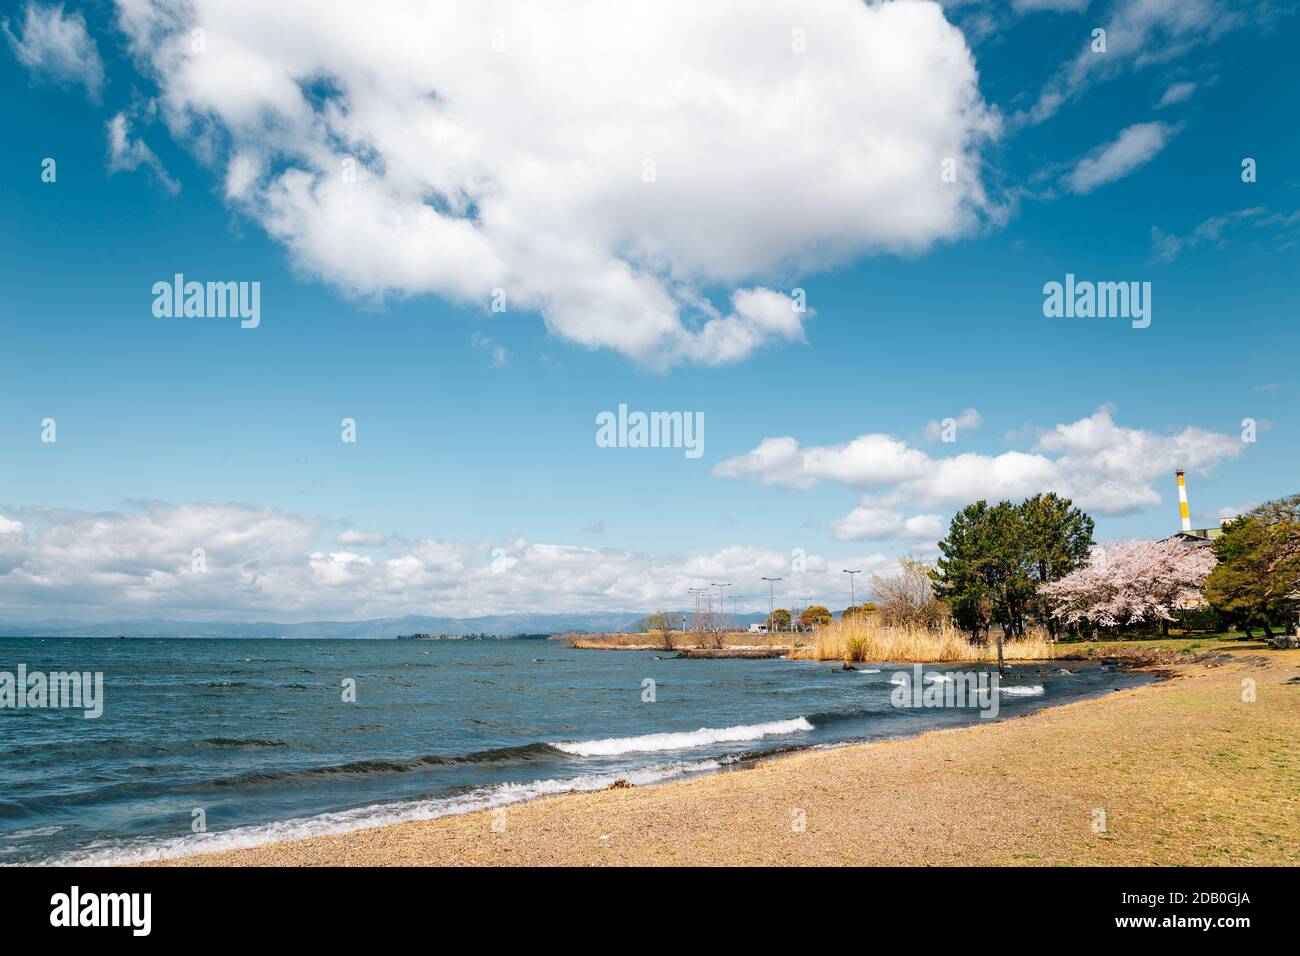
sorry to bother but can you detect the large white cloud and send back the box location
[0,501,891,620]
[111,0,998,366]
[716,406,1245,538]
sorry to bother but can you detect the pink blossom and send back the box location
[1041,539,1216,628]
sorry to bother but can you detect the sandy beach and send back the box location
[159,646,1299,867]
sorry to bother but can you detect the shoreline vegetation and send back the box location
[569,618,1061,663]
[157,638,1299,866]
[566,621,1240,665]
[565,488,1299,664]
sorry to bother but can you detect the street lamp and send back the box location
[688,587,706,632]
[842,569,861,615]
[711,583,731,632]
[761,576,782,632]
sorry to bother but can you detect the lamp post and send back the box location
[733,594,743,632]
[711,582,731,633]
[842,569,861,615]
[761,576,782,632]
[688,587,706,632]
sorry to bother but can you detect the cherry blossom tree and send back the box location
[1040,539,1216,634]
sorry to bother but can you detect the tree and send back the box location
[931,501,1038,672]
[645,610,676,650]
[1020,492,1095,640]
[842,602,878,620]
[799,605,832,628]
[981,501,1039,642]
[871,557,946,629]
[931,501,995,642]
[768,608,791,631]
[1203,495,1300,640]
[1040,539,1216,636]
[932,495,1095,652]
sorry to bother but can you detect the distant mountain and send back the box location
[0,612,664,639]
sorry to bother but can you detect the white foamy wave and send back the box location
[553,717,814,757]
[47,760,721,867]
[1000,685,1045,696]
[2,825,64,840]
[924,673,953,683]
[860,668,881,674]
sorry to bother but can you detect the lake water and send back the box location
[0,636,1154,864]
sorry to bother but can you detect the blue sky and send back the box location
[0,0,1296,621]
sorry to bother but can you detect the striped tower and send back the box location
[1176,470,1192,532]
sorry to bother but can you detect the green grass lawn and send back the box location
[1054,630,1269,658]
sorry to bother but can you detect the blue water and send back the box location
[0,637,1154,864]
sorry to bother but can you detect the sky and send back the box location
[0,0,1297,623]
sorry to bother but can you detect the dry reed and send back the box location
[785,616,1056,662]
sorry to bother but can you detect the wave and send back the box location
[553,717,813,757]
[202,742,561,790]
[1000,685,1045,696]
[50,759,721,866]
[2,825,64,840]
[201,737,287,749]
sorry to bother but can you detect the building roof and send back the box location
[1164,529,1221,546]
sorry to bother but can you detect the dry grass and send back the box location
[786,617,1056,663]
[563,631,793,651]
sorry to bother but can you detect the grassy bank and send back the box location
[786,617,1055,663]
[163,643,1300,866]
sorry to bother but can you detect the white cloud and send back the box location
[713,433,931,491]
[336,529,385,546]
[830,508,945,544]
[923,407,982,442]
[0,516,25,536]
[1215,505,1244,523]
[1065,122,1177,194]
[1155,80,1196,108]
[0,501,892,619]
[1021,0,1235,125]
[1149,206,1277,263]
[715,406,1245,525]
[1012,0,1090,11]
[107,112,181,194]
[112,0,999,367]
[470,332,510,368]
[2,2,103,100]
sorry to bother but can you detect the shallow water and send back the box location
[0,637,1153,864]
